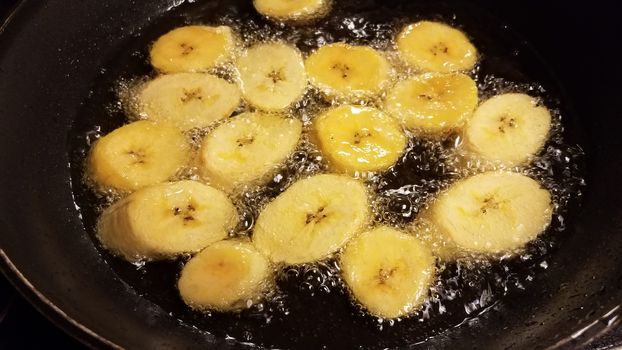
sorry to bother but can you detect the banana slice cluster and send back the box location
[84,10,560,319]
[136,25,243,131]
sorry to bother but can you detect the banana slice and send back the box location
[396,21,477,73]
[313,105,407,174]
[200,112,302,191]
[150,25,235,74]
[254,0,330,22]
[252,174,369,264]
[305,43,392,99]
[89,120,190,192]
[464,93,552,166]
[178,240,272,311]
[237,42,307,111]
[384,73,478,133]
[98,180,238,261]
[340,226,435,319]
[137,73,241,130]
[430,171,553,254]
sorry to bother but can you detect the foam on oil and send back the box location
[68,0,586,348]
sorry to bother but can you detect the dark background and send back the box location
[0,0,621,349]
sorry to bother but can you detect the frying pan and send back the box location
[1,0,621,348]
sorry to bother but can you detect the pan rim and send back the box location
[0,249,121,349]
[0,4,119,348]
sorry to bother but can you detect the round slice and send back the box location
[397,21,477,73]
[305,43,391,98]
[430,171,553,254]
[384,73,478,133]
[254,0,330,22]
[150,25,235,73]
[200,112,302,191]
[137,73,241,130]
[237,42,307,111]
[340,226,435,319]
[252,174,369,264]
[464,93,552,165]
[313,105,407,174]
[178,240,272,311]
[98,180,238,261]
[89,120,190,192]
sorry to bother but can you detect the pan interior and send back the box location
[68,0,585,348]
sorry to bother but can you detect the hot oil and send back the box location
[68,0,585,348]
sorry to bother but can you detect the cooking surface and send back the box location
[68,0,586,347]
[2,0,622,350]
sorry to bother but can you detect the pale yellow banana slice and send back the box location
[384,73,478,133]
[89,120,190,192]
[252,174,369,264]
[253,0,330,22]
[237,42,307,111]
[430,171,553,254]
[313,105,407,174]
[396,21,477,73]
[137,73,241,130]
[340,226,435,319]
[98,180,238,261]
[150,25,235,74]
[305,43,392,98]
[464,93,552,166]
[178,240,272,311]
[199,112,302,191]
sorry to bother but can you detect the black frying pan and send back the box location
[1,0,622,349]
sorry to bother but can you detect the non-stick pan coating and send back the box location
[1,0,621,349]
